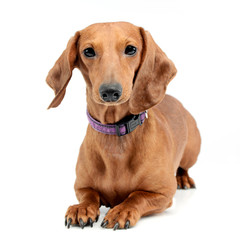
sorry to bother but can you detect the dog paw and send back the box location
[176,167,196,189]
[101,204,140,230]
[65,203,100,229]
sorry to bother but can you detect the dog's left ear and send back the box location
[46,31,80,109]
[129,28,177,114]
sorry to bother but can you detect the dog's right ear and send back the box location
[46,31,80,109]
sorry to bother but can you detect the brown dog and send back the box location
[46,22,201,230]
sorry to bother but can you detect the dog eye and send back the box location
[124,45,137,56]
[83,48,96,58]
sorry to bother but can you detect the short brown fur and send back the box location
[46,22,201,229]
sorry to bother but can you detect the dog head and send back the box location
[46,22,177,113]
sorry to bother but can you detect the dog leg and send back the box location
[101,190,173,230]
[65,188,100,229]
[176,167,196,189]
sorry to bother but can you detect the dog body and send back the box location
[76,95,199,207]
[46,22,201,229]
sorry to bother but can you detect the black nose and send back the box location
[99,83,122,102]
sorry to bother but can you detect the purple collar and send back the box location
[87,110,147,136]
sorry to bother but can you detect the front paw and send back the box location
[101,204,140,230]
[65,203,100,229]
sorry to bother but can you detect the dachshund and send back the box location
[46,22,201,230]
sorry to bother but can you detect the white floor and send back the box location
[2,161,239,240]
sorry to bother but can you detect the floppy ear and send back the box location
[46,31,80,109]
[129,28,177,114]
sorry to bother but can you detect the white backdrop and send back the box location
[0,0,239,239]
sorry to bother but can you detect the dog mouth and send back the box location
[92,92,131,106]
[97,97,129,106]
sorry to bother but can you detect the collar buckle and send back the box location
[115,114,142,137]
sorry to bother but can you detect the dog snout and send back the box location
[99,83,122,102]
